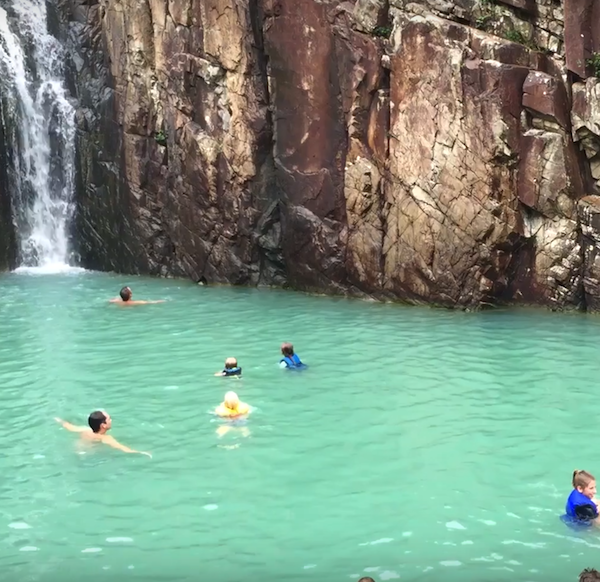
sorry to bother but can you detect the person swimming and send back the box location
[214,391,250,418]
[563,470,599,525]
[214,357,242,377]
[109,286,165,306]
[279,342,306,369]
[54,411,151,457]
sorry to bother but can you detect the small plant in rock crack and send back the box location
[504,29,526,44]
[475,14,495,30]
[474,0,498,31]
[154,130,167,146]
[587,53,600,78]
[372,25,392,39]
[503,28,541,51]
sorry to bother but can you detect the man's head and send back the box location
[224,391,239,409]
[119,287,132,301]
[88,410,112,434]
[225,357,238,369]
[358,578,376,582]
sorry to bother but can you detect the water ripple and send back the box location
[0,273,599,580]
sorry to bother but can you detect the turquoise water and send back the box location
[1,270,600,582]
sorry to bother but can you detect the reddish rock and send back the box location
[495,0,537,14]
[564,0,595,78]
[517,131,582,217]
[384,17,530,307]
[571,79,600,163]
[593,2,600,57]
[260,0,349,289]
[522,71,570,129]
[57,0,600,310]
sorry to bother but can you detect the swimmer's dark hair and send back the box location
[358,578,376,582]
[88,411,107,433]
[281,342,294,356]
[120,286,132,301]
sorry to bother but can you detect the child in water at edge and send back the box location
[564,470,600,524]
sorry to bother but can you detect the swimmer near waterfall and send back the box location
[54,411,152,457]
[109,286,166,306]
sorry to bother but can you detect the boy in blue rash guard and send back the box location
[563,470,599,525]
[214,357,242,377]
[279,342,307,369]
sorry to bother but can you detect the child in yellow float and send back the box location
[215,391,251,418]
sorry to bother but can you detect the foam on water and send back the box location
[13,264,86,275]
[8,522,31,530]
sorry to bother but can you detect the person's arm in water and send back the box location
[54,418,88,432]
[55,418,151,457]
[101,435,152,457]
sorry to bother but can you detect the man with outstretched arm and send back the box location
[55,410,151,457]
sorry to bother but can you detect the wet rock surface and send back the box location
[57,0,600,309]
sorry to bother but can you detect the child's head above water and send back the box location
[224,391,240,409]
[573,470,596,499]
[224,357,238,369]
[281,342,294,356]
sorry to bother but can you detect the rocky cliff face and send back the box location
[59,0,600,309]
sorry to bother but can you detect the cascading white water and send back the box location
[0,0,79,273]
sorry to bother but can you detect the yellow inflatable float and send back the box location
[215,391,250,418]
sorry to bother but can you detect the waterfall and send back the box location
[0,0,79,273]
